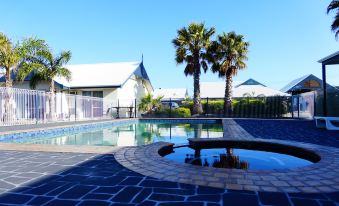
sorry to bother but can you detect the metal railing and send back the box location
[0,87,106,126]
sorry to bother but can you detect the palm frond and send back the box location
[327,0,339,14]
[53,51,71,67]
[56,67,72,81]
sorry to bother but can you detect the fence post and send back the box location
[291,96,294,118]
[169,98,172,118]
[117,99,120,119]
[75,95,77,121]
[134,99,137,118]
[297,95,300,119]
[206,97,209,117]
[313,91,316,118]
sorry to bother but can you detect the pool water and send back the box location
[165,146,313,170]
[12,123,223,146]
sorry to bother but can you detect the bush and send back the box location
[152,107,191,118]
[172,107,191,117]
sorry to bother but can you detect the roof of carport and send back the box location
[318,51,339,65]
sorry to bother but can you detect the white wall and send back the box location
[9,74,152,117]
[117,75,149,100]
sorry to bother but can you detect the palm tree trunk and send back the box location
[224,73,233,116]
[49,80,55,120]
[193,55,203,115]
[5,68,12,88]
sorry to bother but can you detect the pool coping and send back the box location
[114,139,339,193]
[0,142,122,154]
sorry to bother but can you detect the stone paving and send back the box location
[115,141,339,193]
[0,118,337,205]
[0,150,337,206]
[222,119,254,140]
[233,119,339,148]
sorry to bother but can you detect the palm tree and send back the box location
[0,33,22,88]
[138,94,163,114]
[327,0,339,39]
[17,44,72,119]
[208,32,249,115]
[0,34,47,121]
[173,22,215,115]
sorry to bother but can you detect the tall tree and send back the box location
[173,22,215,115]
[208,32,249,115]
[327,0,339,39]
[0,33,21,88]
[0,34,47,122]
[17,44,72,119]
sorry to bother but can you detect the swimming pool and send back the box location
[4,122,223,146]
[164,146,314,170]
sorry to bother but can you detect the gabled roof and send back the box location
[279,74,328,93]
[280,74,311,93]
[55,61,151,89]
[153,88,188,100]
[201,79,289,98]
[235,78,266,87]
[0,61,152,90]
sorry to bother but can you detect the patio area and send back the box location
[0,119,337,206]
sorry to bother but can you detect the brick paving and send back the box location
[115,141,339,193]
[233,119,339,148]
[222,119,254,140]
[0,150,336,206]
[0,118,337,205]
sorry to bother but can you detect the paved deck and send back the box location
[0,150,337,206]
[0,118,337,205]
[234,119,339,148]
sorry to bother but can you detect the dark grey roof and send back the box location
[236,78,266,87]
[280,74,334,93]
[318,51,339,65]
[280,74,311,92]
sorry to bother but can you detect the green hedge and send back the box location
[153,107,191,118]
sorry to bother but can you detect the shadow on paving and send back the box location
[0,153,337,206]
[234,119,339,148]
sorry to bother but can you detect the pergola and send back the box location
[318,51,339,116]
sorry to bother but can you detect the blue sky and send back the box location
[1,0,338,93]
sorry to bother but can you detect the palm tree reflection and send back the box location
[184,148,249,170]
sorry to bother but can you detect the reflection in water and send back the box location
[15,123,223,146]
[184,148,250,170]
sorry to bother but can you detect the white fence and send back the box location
[0,87,106,126]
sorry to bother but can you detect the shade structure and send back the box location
[318,51,339,116]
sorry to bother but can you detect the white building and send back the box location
[201,78,289,98]
[1,61,153,117]
[153,88,188,101]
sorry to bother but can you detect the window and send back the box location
[93,91,103,98]
[82,91,92,97]
[82,91,103,98]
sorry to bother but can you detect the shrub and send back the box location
[172,107,191,117]
[153,107,191,118]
